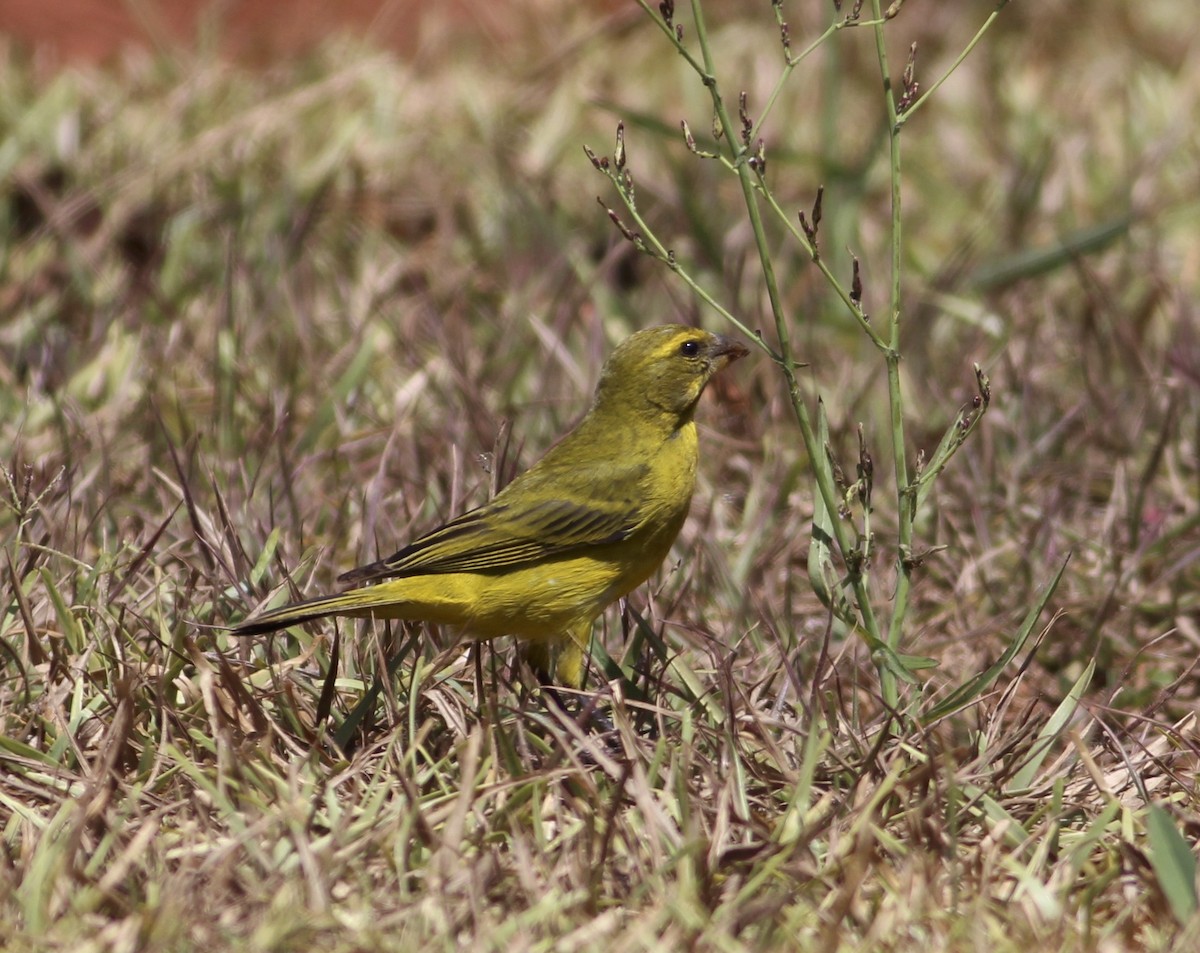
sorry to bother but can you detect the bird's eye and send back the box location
[679,339,701,357]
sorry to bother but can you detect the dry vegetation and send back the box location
[2,1,1199,950]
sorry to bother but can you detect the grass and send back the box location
[2,1,1200,950]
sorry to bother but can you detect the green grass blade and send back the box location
[1008,658,1095,793]
[1146,804,1199,925]
[924,555,1069,722]
[969,214,1133,290]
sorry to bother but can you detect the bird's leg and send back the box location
[561,626,617,737]
[521,634,615,736]
[521,640,557,690]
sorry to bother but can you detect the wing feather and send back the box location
[339,461,649,586]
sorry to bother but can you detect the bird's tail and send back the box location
[232,587,396,636]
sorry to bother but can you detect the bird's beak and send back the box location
[711,335,750,365]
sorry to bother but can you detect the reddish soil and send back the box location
[0,0,496,66]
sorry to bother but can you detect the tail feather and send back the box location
[233,589,384,636]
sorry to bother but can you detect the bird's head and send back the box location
[592,325,749,422]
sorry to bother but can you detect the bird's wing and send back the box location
[339,462,649,585]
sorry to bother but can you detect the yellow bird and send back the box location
[235,325,748,689]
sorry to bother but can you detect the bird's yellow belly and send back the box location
[367,517,683,642]
[389,558,629,640]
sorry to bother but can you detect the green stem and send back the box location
[756,187,886,350]
[689,0,887,660]
[870,0,911,709]
[894,1,1010,129]
[598,175,768,352]
[749,20,839,143]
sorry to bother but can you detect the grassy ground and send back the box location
[2,2,1199,950]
